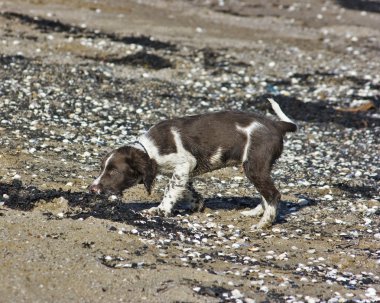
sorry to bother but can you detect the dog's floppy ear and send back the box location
[142,158,157,195]
[126,147,157,195]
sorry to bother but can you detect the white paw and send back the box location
[241,205,264,217]
[250,221,269,231]
[251,214,276,231]
[144,206,171,217]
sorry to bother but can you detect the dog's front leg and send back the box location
[146,165,190,216]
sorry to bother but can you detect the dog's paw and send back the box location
[250,219,273,231]
[241,204,264,217]
[250,223,265,231]
[144,206,171,217]
[250,205,277,230]
[188,199,205,213]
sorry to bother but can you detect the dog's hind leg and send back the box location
[243,149,281,230]
[245,172,280,229]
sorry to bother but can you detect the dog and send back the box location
[89,98,297,229]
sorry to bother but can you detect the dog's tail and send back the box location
[267,98,298,133]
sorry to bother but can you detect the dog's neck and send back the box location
[130,141,149,156]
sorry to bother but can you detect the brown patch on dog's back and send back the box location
[147,121,177,155]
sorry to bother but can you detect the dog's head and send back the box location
[89,146,157,195]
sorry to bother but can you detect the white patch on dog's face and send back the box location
[92,152,114,187]
[236,121,263,162]
[210,146,223,165]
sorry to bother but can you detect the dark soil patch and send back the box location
[0,54,28,65]
[1,11,176,51]
[106,51,173,69]
[336,0,380,13]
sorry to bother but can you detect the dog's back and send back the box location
[145,108,294,175]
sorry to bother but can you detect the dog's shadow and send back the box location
[125,196,261,213]
[126,195,317,228]
[196,196,316,224]
[0,180,190,235]
[1,180,315,228]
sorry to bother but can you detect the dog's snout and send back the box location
[89,183,102,194]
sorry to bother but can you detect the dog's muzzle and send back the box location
[88,183,102,194]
